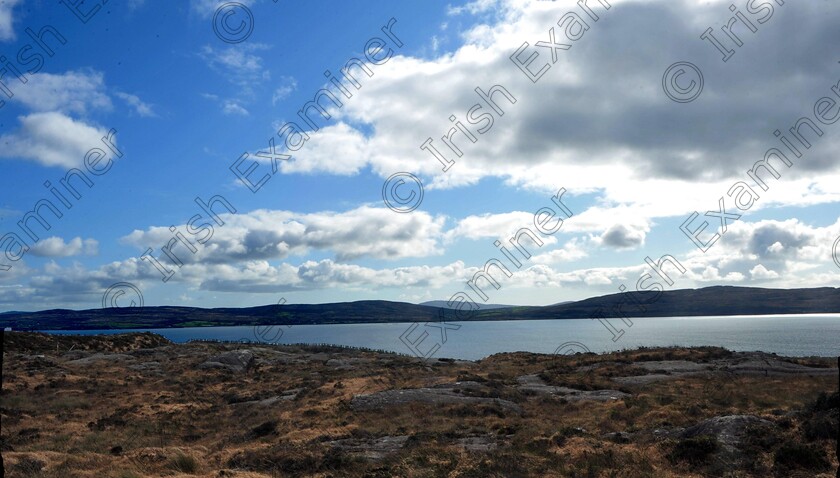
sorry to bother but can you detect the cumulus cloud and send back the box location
[0,112,114,168]
[29,237,99,258]
[681,217,840,286]
[201,260,470,293]
[11,70,112,114]
[120,206,447,265]
[531,239,588,264]
[6,214,840,309]
[4,1,840,310]
[750,264,780,280]
[599,224,646,250]
[274,122,371,175]
[264,0,840,227]
[445,211,542,242]
[0,258,472,307]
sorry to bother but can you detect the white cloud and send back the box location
[447,0,502,16]
[767,241,784,254]
[115,92,156,117]
[222,100,249,116]
[30,237,99,258]
[680,217,840,286]
[750,264,780,280]
[0,258,472,305]
[531,239,588,264]
[598,224,647,250]
[264,0,840,231]
[272,76,297,105]
[275,122,375,175]
[191,0,256,18]
[204,259,469,292]
[120,206,447,264]
[446,211,537,242]
[200,44,270,89]
[0,0,20,41]
[0,112,113,168]
[200,43,271,112]
[7,215,840,307]
[11,70,112,114]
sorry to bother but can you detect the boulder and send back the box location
[603,431,633,444]
[198,350,255,372]
[324,435,409,460]
[516,374,629,401]
[66,353,135,366]
[677,414,777,468]
[351,382,522,414]
[680,414,774,450]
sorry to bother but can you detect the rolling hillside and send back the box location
[2,286,839,330]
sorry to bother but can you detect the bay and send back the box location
[43,314,840,360]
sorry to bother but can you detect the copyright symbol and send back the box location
[832,236,840,270]
[102,282,144,309]
[213,2,254,44]
[662,61,704,103]
[551,341,594,380]
[382,172,424,213]
[701,369,738,406]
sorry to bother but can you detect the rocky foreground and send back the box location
[1,332,838,477]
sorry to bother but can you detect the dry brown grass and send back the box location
[1,335,837,477]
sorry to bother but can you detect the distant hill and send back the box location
[470,286,840,321]
[2,286,839,330]
[0,301,446,331]
[420,301,515,310]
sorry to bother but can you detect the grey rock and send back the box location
[607,353,837,386]
[198,350,255,372]
[612,374,688,385]
[636,360,709,374]
[234,388,303,406]
[723,357,836,377]
[680,414,774,451]
[673,414,777,468]
[351,382,522,414]
[127,361,161,371]
[67,353,135,366]
[516,374,629,401]
[456,435,498,452]
[326,357,373,369]
[652,427,683,439]
[325,435,409,460]
[603,431,633,444]
[61,350,89,361]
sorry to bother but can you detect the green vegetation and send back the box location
[3,285,840,331]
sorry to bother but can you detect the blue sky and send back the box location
[1,0,840,311]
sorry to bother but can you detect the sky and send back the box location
[1,0,840,312]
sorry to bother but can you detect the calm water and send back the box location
[44,314,840,360]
